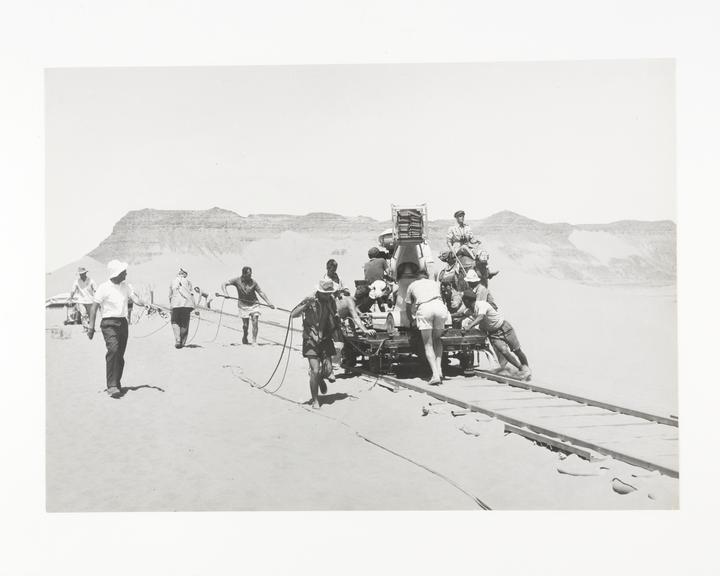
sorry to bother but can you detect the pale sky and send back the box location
[46,61,674,270]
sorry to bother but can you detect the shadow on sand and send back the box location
[115,384,166,398]
[319,392,351,406]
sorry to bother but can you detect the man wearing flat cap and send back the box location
[69,266,97,330]
[446,209,498,285]
[446,210,480,256]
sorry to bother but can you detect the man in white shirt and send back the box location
[169,267,198,348]
[87,260,150,398]
[404,264,449,385]
[459,290,531,380]
[69,266,97,329]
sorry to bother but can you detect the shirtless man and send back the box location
[222,267,275,345]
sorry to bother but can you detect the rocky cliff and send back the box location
[85,208,675,286]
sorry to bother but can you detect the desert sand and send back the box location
[45,213,677,510]
[46,302,677,511]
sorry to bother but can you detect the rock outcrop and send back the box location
[85,207,675,286]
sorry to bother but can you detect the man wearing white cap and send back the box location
[291,279,341,409]
[68,266,97,330]
[169,267,198,348]
[86,260,150,398]
[463,269,497,309]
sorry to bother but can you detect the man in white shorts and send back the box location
[404,264,449,385]
[222,266,275,345]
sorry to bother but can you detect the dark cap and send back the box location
[453,210,465,219]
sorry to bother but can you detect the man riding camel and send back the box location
[446,209,498,285]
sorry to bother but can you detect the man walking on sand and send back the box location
[68,266,97,330]
[291,279,341,409]
[222,266,275,345]
[86,260,152,398]
[169,267,198,349]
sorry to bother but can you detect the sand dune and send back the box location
[45,307,677,510]
[47,227,677,415]
[45,210,677,510]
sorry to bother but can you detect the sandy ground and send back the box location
[47,234,678,415]
[46,307,678,511]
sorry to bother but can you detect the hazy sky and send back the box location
[46,61,674,270]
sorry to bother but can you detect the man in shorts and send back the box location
[459,289,531,380]
[291,279,341,409]
[222,266,275,345]
[404,265,449,385]
[69,266,97,330]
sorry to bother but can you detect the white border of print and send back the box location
[1,1,717,575]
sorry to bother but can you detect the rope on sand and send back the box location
[184,313,202,346]
[203,298,228,343]
[224,364,491,510]
[132,318,171,339]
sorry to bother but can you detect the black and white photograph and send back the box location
[45,61,677,511]
[3,1,718,575]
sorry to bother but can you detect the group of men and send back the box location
[66,207,530,405]
[69,261,276,398]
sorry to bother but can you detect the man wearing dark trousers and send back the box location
[87,259,150,398]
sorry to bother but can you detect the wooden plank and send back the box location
[353,368,679,478]
[504,424,597,461]
[474,369,678,427]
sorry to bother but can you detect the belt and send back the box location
[417,296,440,306]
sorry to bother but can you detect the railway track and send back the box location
[154,304,680,479]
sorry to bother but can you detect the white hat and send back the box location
[107,259,128,279]
[369,280,387,299]
[464,269,481,283]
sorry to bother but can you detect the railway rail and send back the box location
[152,304,680,479]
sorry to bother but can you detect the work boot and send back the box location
[107,386,122,398]
[242,336,249,345]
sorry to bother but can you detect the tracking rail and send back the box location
[157,305,680,479]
